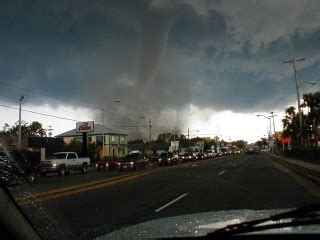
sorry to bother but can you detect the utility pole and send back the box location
[149,118,152,156]
[188,128,190,153]
[284,57,305,148]
[102,110,105,157]
[18,96,24,150]
[270,112,277,150]
[173,132,176,154]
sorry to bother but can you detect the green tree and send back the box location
[29,121,47,137]
[128,139,144,144]
[255,138,267,148]
[302,92,320,148]
[2,121,47,137]
[232,140,246,149]
[156,132,172,143]
[282,106,299,148]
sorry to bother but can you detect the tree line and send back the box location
[128,133,247,150]
[282,92,319,149]
[1,121,47,137]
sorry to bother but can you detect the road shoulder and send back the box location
[269,154,320,198]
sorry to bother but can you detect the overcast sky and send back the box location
[1,0,320,142]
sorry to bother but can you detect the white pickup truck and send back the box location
[40,152,90,176]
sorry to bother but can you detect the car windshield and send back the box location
[123,155,138,162]
[52,153,67,159]
[160,152,172,158]
[1,0,320,239]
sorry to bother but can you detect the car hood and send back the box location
[96,209,320,240]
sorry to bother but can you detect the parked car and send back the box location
[40,152,90,176]
[158,152,178,166]
[260,148,270,153]
[245,148,258,154]
[180,153,193,161]
[205,151,213,158]
[0,150,40,186]
[96,156,120,171]
[196,153,206,160]
[119,153,147,171]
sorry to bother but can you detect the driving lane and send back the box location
[20,154,320,239]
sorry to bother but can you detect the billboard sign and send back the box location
[76,121,94,133]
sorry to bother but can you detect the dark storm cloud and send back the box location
[1,0,320,134]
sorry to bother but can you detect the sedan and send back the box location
[180,153,193,162]
[96,156,121,171]
[158,152,178,166]
[119,154,147,171]
[196,153,207,160]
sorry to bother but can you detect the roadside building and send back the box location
[28,136,64,161]
[0,135,64,161]
[56,124,128,158]
[202,137,211,142]
[192,141,204,153]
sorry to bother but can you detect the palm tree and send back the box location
[302,92,320,148]
[282,106,299,148]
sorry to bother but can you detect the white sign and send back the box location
[76,121,94,133]
[171,141,179,149]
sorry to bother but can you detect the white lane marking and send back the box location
[218,170,226,176]
[154,193,189,212]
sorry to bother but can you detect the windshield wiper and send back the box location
[208,204,320,236]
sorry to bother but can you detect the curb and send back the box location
[269,154,320,186]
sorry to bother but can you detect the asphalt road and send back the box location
[12,154,320,239]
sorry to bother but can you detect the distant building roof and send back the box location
[55,124,127,137]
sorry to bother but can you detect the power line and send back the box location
[298,61,320,72]
[0,81,101,111]
[0,94,95,118]
[304,78,320,93]
[0,104,79,122]
[0,81,142,123]
[108,125,148,128]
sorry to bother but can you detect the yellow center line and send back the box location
[15,170,148,201]
[16,168,161,206]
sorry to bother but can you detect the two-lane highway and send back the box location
[10,154,320,239]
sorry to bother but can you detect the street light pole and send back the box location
[257,115,272,137]
[18,95,24,150]
[270,112,276,135]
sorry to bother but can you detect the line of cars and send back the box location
[95,152,148,172]
[158,152,216,167]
